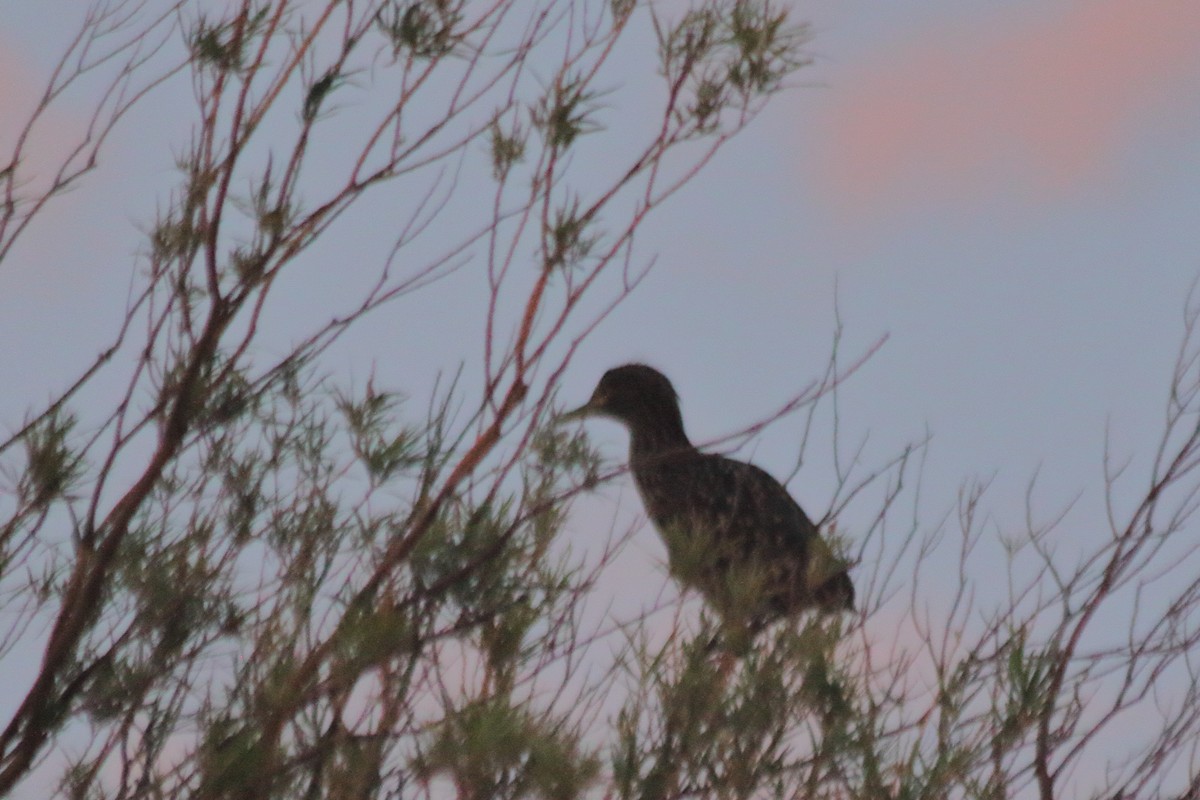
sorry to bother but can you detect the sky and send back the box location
[565,0,1200,547]
[2,0,1200,794]
[4,0,1197,502]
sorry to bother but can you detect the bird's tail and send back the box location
[814,570,855,612]
[806,533,855,612]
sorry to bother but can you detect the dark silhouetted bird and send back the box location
[563,364,853,641]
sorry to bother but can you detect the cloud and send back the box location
[812,1,1200,216]
[0,34,131,303]
[0,42,38,131]
[0,38,76,197]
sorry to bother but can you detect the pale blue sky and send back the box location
[3,0,1198,611]
[2,1,1199,794]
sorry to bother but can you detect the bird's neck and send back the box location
[628,416,694,463]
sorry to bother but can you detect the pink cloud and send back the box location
[0,35,119,301]
[0,39,71,195]
[0,43,38,126]
[813,1,1200,215]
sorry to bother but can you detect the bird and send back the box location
[562,364,853,643]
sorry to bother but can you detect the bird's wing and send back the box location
[700,455,847,590]
[704,456,816,537]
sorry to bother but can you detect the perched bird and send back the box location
[563,364,853,641]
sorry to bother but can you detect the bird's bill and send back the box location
[556,402,595,422]
[558,383,613,422]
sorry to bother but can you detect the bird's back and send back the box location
[631,448,852,626]
[564,362,853,633]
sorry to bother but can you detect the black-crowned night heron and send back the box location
[563,364,853,640]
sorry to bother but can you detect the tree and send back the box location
[3,2,1200,799]
[0,0,815,796]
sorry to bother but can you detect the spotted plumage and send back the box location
[563,364,853,637]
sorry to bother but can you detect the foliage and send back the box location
[2,1,1200,799]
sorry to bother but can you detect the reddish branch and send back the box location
[0,297,233,793]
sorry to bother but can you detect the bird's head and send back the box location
[560,364,687,443]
